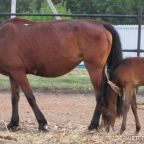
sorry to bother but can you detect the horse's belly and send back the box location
[28,60,81,77]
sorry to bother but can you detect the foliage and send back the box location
[17,0,68,21]
[0,0,68,21]
[0,0,144,23]
[65,0,144,24]
[0,0,11,22]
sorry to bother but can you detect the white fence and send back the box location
[115,25,144,57]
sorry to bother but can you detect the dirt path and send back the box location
[0,92,144,135]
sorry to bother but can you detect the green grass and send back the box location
[0,76,10,89]
[0,68,93,93]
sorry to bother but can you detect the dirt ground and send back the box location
[0,91,144,135]
[0,91,144,144]
[0,92,95,129]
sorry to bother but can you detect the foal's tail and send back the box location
[101,23,123,116]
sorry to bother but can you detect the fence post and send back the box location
[136,8,143,94]
[137,8,143,57]
[11,0,16,18]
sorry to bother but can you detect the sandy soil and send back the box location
[0,91,144,136]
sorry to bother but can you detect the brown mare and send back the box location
[0,18,123,131]
[102,57,144,135]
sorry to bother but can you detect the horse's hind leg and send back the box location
[7,77,20,131]
[85,63,104,130]
[131,91,141,134]
[88,99,102,130]
[10,70,47,131]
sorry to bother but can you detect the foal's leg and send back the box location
[131,92,141,134]
[7,77,20,131]
[10,70,47,131]
[118,86,134,135]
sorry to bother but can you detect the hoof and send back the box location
[85,129,96,135]
[7,123,20,132]
[38,125,48,132]
[135,126,141,135]
[88,124,98,131]
[117,130,123,135]
[135,129,140,135]
[105,125,114,133]
[135,131,139,135]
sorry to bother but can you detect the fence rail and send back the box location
[0,13,140,18]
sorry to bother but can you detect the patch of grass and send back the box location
[0,76,10,90]
[0,68,93,93]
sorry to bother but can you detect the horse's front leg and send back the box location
[7,77,20,131]
[10,70,47,131]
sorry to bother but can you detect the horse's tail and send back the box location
[101,23,123,116]
[105,24,123,117]
[103,23,123,72]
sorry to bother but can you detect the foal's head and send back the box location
[101,84,123,131]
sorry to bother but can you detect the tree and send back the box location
[0,0,68,21]
[0,0,11,22]
[24,0,68,21]
[65,0,144,24]
[0,0,144,24]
